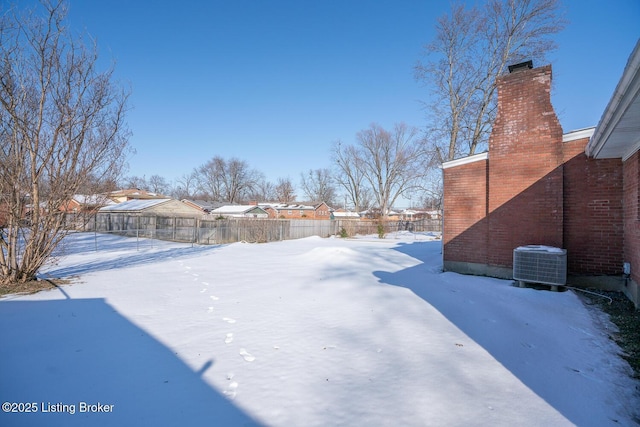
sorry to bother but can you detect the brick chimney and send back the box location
[487,63,564,268]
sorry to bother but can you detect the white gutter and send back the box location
[441,152,488,169]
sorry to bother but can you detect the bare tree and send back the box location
[274,177,296,203]
[355,123,424,217]
[299,169,336,206]
[415,0,565,162]
[246,178,276,203]
[196,156,225,201]
[331,140,368,212]
[121,175,147,190]
[195,156,261,203]
[148,174,169,194]
[172,170,198,199]
[223,158,260,203]
[0,0,130,285]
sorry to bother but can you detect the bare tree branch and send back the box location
[299,168,336,206]
[0,0,130,285]
[415,0,565,162]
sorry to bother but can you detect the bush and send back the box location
[340,227,348,238]
[377,224,385,239]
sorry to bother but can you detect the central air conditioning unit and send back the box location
[513,246,567,288]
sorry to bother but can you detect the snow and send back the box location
[515,245,566,254]
[1,231,638,426]
[98,198,172,211]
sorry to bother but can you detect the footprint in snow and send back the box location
[223,381,238,399]
[201,282,209,286]
[225,333,234,344]
[207,307,214,313]
[223,317,236,324]
[239,348,255,362]
[210,295,219,301]
[200,288,207,293]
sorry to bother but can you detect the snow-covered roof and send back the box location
[109,188,164,199]
[514,245,565,254]
[99,198,172,212]
[182,199,219,211]
[332,211,360,218]
[73,194,114,206]
[260,203,317,210]
[211,205,267,215]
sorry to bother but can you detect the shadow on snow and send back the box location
[0,295,262,427]
[44,233,222,279]
[374,240,637,426]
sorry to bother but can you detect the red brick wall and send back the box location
[563,138,623,275]
[487,65,564,267]
[624,152,640,284]
[443,64,627,279]
[272,204,331,220]
[443,158,488,265]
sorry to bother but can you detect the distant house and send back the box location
[59,194,114,214]
[399,209,442,221]
[108,188,166,203]
[360,208,400,220]
[260,202,331,220]
[425,210,442,220]
[182,199,220,214]
[210,205,269,219]
[99,199,202,217]
[60,194,115,230]
[331,210,360,220]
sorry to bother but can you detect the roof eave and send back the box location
[586,39,640,159]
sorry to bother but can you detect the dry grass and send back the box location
[578,290,640,380]
[0,278,74,297]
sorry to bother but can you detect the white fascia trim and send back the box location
[442,152,488,169]
[562,127,595,143]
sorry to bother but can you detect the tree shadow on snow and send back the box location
[0,295,262,427]
[44,243,222,279]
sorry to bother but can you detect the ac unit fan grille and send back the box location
[513,247,567,286]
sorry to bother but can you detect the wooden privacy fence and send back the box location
[71,213,441,245]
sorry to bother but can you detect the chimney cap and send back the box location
[508,60,533,73]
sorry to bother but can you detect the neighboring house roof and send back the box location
[100,198,172,212]
[586,39,640,160]
[109,188,165,200]
[212,205,267,215]
[360,209,399,216]
[71,194,115,207]
[332,211,360,219]
[399,209,441,217]
[260,202,326,211]
[182,199,220,212]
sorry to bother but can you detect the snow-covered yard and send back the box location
[1,232,638,426]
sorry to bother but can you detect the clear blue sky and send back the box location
[56,1,640,190]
